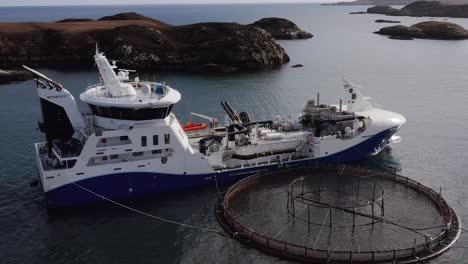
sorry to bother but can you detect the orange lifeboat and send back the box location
[182,120,209,132]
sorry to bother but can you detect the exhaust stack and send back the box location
[23,65,86,147]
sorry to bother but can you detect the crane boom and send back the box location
[190,112,217,127]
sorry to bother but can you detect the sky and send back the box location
[0,0,336,7]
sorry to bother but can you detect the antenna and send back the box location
[118,69,136,72]
[341,65,345,83]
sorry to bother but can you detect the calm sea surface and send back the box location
[0,3,467,263]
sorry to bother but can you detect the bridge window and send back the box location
[89,104,174,120]
[152,149,162,154]
[164,134,170,144]
[96,136,132,147]
[153,135,159,145]
[87,149,174,166]
[141,136,147,147]
[67,159,77,168]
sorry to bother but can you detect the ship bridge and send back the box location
[80,81,181,120]
[79,48,181,126]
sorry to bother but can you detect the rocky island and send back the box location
[0,13,312,74]
[367,1,468,18]
[0,70,32,84]
[250,18,313,39]
[374,21,468,39]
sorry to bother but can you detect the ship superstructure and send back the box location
[24,49,406,207]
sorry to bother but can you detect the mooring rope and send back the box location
[213,175,230,198]
[214,175,222,197]
[72,183,227,236]
[313,208,331,250]
[272,207,306,240]
[338,165,346,176]
[341,208,355,252]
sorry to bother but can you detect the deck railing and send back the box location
[84,81,169,99]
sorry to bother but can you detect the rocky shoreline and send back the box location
[0,13,312,75]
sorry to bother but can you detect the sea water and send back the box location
[0,3,467,263]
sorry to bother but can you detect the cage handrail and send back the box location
[221,164,459,263]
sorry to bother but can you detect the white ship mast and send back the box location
[94,46,137,97]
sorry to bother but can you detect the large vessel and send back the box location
[24,49,406,207]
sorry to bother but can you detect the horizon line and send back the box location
[0,1,337,8]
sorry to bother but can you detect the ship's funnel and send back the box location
[23,66,86,145]
[343,80,373,112]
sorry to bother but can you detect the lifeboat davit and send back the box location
[182,120,209,132]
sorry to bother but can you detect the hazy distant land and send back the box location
[324,0,468,5]
[367,1,468,18]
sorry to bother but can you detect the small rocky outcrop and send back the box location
[291,64,304,68]
[250,18,313,40]
[374,21,468,39]
[349,11,368,14]
[367,1,468,18]
[191,63,239,73]
[375,19,401,23]
[0,13,291,72]
[0,70,32,84]
[368,5,401,15]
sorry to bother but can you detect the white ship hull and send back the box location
[35,121,401,207]
[24,50,405,207]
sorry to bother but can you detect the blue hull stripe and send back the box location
[44,127,398,207]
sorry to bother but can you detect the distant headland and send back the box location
[346,1,468,18]
[323,0,468,5]
[367,1,468,18]
[323,0,413,6]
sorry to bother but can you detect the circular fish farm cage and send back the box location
[216,165,461,264]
